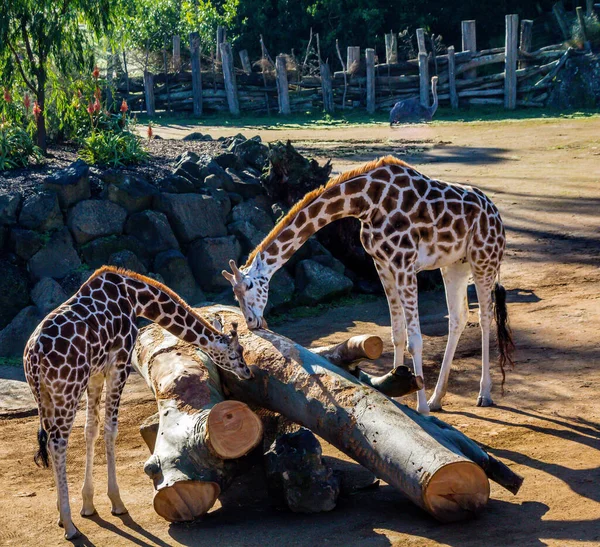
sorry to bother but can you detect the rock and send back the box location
[154,193,227,243]
[60,268,94,298]
[225,168,264,199]
[312,254,346,275]
[272,203,286,221]
[28,227,82,280]
[188,235,241,291]
[0,259,30,329]
[0,306,42,358]
[154,249,205,304]
[175,151,200,164]
[204,174,223,191]
[230,201,274,233]
[67,199,127,245]
[18,191,63,232]
[267,268,295,311]
[228,192,244,207]
[227,220,267,253]
[0,193,22,225]
[0,226,5,249]
[229,138,269,170]
[9,228,45,261]
[43,159,91,209]
[157,174,196,194]
[125,210,179,255]
[295,260,353,305]
[31,278,68,315]
[214,152,246,171]
[103,173,159,213]
[108,250,147,274]
[80,235,149,269]
[182,131,213,141]
[173,161,205,186]
[198,158,235,192]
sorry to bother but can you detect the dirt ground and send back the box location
[1,117,599,547]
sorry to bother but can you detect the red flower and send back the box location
[147,124,153,139]
[23,94,31,111]
[87,102,95,115]
[33,101,42,119]
[92,66,100,80]
[93,98,101,113]
[3,89,11,103]
[120,99,128,113]
[94,86,101,100]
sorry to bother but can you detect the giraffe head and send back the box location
[222,257,269,330]
[205,317,253,379]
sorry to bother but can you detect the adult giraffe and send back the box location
[24,266,251,540]
[223,156,514,414]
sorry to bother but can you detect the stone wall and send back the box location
[0,135,356,358]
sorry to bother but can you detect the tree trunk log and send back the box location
[132,328,263,522]
[193,305,523,522]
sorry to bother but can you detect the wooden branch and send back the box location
[312,334,383,363]
[335,39,347,109]
[6,40,37,94]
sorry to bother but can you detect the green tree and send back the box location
[0,0,113,151]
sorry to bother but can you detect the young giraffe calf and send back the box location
[224,156,514,414]
[24,266,252,540]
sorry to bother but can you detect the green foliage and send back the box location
[0,122,42,170]
[570,14,600,49]
[79,130,147,167]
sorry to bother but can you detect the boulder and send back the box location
[198,158,235,192]
[0,306,42,358]
[18,191,63,232]
[108,250,147,274]
[104,173,159,213]
[227,220,267,254]
[208,188,231,219]
[267,268,295,311]
[0,192,22,225]
[43,159,91,209]
[0,226,5,250]
[60,268,94,298]
[173,160,205,186]
[80,235,149,269]
[28,227,82,280]
[31,278,68,315]
[125,210,179,255]
[225,169,264,199]
[67,199,127,245]
[188,235,241,291]
[214,152,246,171]
[154,249,205,304]
[154,193,227,243]
[9,228,45,261]
[182,131,213,141]
[0,259,30,329]
[229,138,269,170]
[230,201,274,233]
[312,254,346,275]
[157,174,196,194]
[294,260,353,305]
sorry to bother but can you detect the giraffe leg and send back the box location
[80,374,104,517]
[397,272,429,415]
[104,363,130,515]
[473,274,495,407]
[428,261,472,411]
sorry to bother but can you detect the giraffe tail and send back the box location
[34,427,50,468]
[493,282,515,395]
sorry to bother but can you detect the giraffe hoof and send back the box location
[477,396,494,407]
[427,400,443,412]
[64,527,81,541]
[80,507,97,517]
[111,507,128,516]
[416,403,430,415]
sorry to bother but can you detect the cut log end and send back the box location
[423,461,490,522]
[350,334,383,360]
[153,480,221,522]
[207,400,264,459]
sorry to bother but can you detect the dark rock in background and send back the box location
[0,259,30,329]
[67,199,127,245]
[43,159,90,209]
[188,235,241,291]
[125,210,179,255]
[28,227,81,281]
[18,191,63,232]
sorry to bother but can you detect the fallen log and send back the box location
[177,305,522,522]
[133,328,263,522]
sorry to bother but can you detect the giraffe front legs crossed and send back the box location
[80,374,104,517]
[428,262,471,412]
[103,364,130,515]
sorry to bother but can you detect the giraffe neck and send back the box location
[251,177,372,279]
[97,270,220,346]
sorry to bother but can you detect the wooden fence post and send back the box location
[220,42,240,116]
[320,61,334,113]
[448,45,458,110]
[576,7,591,52]
[143,71,155,116]
[216,26,226,62]
[385,33,398,63]
[418,52,430,108]
[347,46,360,72]
[505,14,519,110]
[519,20,533,69]
[552,2,570,40]
[239,50,252,75]
[189,32,202,117]
[586,0,594,17]
[173,35,181,72]
[461,20,477,78]
[275,55,291,115]
[416,28,427,54]
[365,48,375,114]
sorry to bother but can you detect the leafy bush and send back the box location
[571,14,600,49]
[0,123,42,170]
[79,130,148,167]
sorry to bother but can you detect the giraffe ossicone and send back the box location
[24,266,252,540]
[223,155,515,414]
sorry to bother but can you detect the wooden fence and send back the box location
[114,8,593,117]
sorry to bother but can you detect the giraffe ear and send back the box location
[211,315,224,333]
[254,253,265,272]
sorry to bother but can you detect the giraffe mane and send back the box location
[89,266,221,335]
[245,155,411,266]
